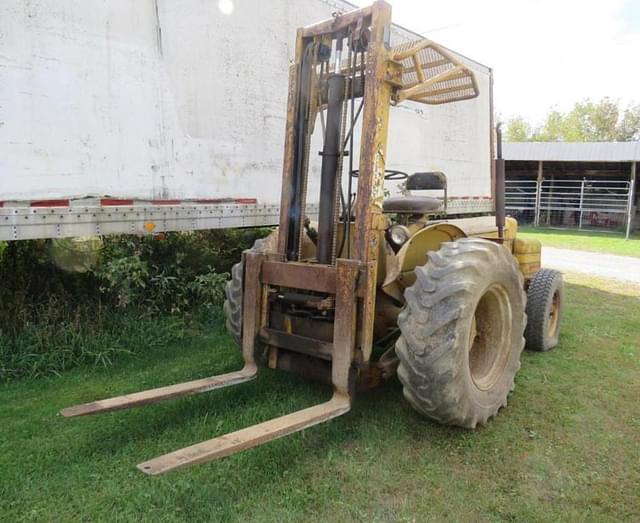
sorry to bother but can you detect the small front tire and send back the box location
[524,268,563,352]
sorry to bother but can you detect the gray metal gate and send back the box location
[506,178,635,238]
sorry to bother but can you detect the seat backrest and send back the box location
[404,172,447,214]
[406,172,447,191]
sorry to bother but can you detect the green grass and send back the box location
[1,275,639,522]
[519,227,640,257]
[0,308,202,382]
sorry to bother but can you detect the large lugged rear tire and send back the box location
[395,238,527,429]
[223,231,278,348]
[524,268,563,352]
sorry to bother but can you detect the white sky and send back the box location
[355,0,640,124]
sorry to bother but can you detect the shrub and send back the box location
[0,227,273,381]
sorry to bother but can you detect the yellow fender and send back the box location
[382,223,466,302]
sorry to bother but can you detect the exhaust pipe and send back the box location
[495,123,505,238]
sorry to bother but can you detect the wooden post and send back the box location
[534,160,543,227]
[545,174,554,226]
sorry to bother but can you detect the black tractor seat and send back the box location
[382,196,443,214]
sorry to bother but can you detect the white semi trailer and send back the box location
[0,0,494,241]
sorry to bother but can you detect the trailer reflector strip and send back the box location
[30,199,70,207]
[100,199,135,206]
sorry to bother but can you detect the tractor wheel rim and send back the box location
[548,290,560,338]
[468,284,512,391]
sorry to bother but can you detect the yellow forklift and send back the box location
[62,1,564,474]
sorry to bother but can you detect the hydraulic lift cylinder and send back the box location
[317,73,346,264]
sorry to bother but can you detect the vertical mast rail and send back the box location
[353,2,393,360]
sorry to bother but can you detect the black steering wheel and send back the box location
[350,169,408,181]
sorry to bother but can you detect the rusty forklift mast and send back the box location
[63,3,400,473]
[61,2,560,475]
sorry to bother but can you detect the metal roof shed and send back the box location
[502,142,638,238]
[504,142,640,163]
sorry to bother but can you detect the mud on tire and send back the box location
[395,238,527,429]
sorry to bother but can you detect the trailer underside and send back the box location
[0,199,493,241]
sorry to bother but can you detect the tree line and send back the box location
[504,98,640,142]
